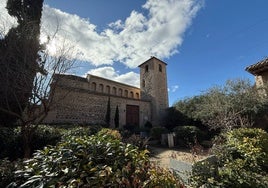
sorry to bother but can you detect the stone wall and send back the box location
[44,75,151,127]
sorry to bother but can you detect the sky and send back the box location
[1,0,268,106]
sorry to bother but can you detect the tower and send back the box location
[139,57,169,126]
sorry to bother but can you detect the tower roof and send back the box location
[246,58,268,75]
[138,56,167,67]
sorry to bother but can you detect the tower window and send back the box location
[159,64,162,72]
[145,65,149,72]
[142,80,145,87]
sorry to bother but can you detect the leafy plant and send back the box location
[0,159,24,187]
[11,129,183,187]
[114,105,119,128]
[173,126,205,148]
[150,126,169,141]
[175,79,268,130]
[190,128,268,187]
[123,134,150,150]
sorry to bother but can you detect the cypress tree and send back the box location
[114,105,119,128]
[0,0,44,126]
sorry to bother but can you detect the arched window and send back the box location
[106,85,110,94]
[124,90,128,97]
[91,82,96,91]
[112,87,117,95]
[136,93,139,99]
[145,65,149,72]
[119,88,123,96]
[159,64,162,72]
[99,84,104,92]
[130,91,134,98]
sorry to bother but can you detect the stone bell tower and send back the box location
[139,56,169,126]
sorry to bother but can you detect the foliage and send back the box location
[0,0,44,125]
[144,120,152,130]
[123,134,150,150]
[122,124,140,135]
[175,79,268,131]
[150,126,169,141]
[59,124,103,137]
[0,158,23,188]
[10,130,183,187]
[190,128,268,187]
[0,127,21,159]
[0,125,104,160]
[0,125,63,160]
[96,128,122,140]
[163,107,191,131]
[114,105,119,128]
[0,0,76,158]
[173,126,205,148]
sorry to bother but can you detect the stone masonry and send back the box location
[44,57,169,128]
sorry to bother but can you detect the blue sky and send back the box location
[1,0,268,106]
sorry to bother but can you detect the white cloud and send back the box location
[169,85,179,92]
[85,67,140,87]
[0,0,202,86]
[0,0,203,67]
[0,0,17,37]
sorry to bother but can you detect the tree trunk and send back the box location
[21,125,33,158]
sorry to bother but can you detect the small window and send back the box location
[91,82,96,91]
[124,90,128,97]
[145,65,149,72]
[142,80,145,87]
[159,64,162,72]
[119,88,123,96]
[136,93,139,99]
[112,87,116,95]
[106,85,110,94]
[130,91,134,98]
[99,84,104,92]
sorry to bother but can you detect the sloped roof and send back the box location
[245,58,268,75]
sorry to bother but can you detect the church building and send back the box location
[44,57,169,128]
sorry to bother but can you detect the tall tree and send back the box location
[0,0,44,125]
[114,105,119,128]
[0,0,76,158]
[175,79,268,131]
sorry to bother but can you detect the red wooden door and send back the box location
[126,105,139,126]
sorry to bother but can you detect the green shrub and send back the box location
[191,128,268,187]
[123,134,150,150]
[0,125,64,160]
[0,159,24,187]
[96,128,122,140]
[0,125,102,160]
[31,125,63,151]
[173,126,205,147]
[150,126,169,141]
[11,131,183,187]
[0,127,22,159]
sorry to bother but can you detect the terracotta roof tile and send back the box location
[245,58,268,75]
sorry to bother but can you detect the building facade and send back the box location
[44,57,169,128]
[246,57,268,95]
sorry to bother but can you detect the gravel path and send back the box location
[149,146,208,168]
